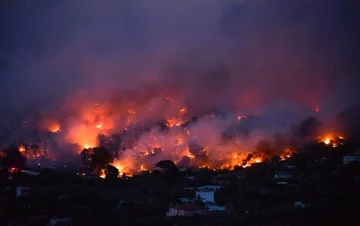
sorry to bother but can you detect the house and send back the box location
[343,152,360,165]
[166,203,206,217]
[206,204,226,212]
[273,171,292,184]
[196,189,215,203]
[194,185,223,203]
[47,217,72,226]
[196,185,223,190]
[179,197,193,203]
[16,186,31,199]
[293,201,306,209]
[21,169,40,176]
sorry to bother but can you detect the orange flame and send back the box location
[99,169,105,178]
[49,124,61,133]
[18,145,26,153]
[318,134,344,148]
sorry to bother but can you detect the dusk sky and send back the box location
[0,0,359,120]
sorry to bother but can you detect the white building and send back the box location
[195,185,223,203]
[196,189,215,203]
[181,185,226,212]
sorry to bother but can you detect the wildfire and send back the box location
[237,115,247,121]
[128,109,136,115]
[18,145,26,153]
[50,124,61,133]
[83,145,92,149]
[17,94,347,178]
[179,108,187,115]
[140,164,147,171]
[182,147,195,159]
[280,148,293,161]
[112,158,134,177]
[99,169,105,178]
[165,118,184,127]
[318,134,344,147]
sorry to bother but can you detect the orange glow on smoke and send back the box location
[49,124,61,133]
[315,105,320,112]
[66,123,99,149]
[112,157,135,177]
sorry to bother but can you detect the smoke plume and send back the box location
[0,0,359,172]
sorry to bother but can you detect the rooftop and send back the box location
[170,204,206,210]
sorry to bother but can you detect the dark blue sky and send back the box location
[0,0,359,120]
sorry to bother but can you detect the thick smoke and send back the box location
[0,0,359,170]
[1,0,359,111]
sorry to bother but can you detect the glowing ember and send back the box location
[18,145,26,153]
[140,165,147,171]
[165,118,184,127]
[96,124,102,129]
[99,169,105,178]
[50,125,61,133]
[179,108,187,115]
[128,109,136,115]
[237,115,247,121]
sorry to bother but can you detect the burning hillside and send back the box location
[0,93,349,178]
[1,0,359,178]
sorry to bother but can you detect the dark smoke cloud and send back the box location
[0,0,359,120]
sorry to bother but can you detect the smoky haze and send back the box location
[0,0,359,124]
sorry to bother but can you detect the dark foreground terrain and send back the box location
[1,146,360,226]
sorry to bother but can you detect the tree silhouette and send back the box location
[90,147,113,174]
[156,160,179,184]
[156,160,177,170]
[271,155,281,162]
[2,148,26,169]
[105,165,119,179]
